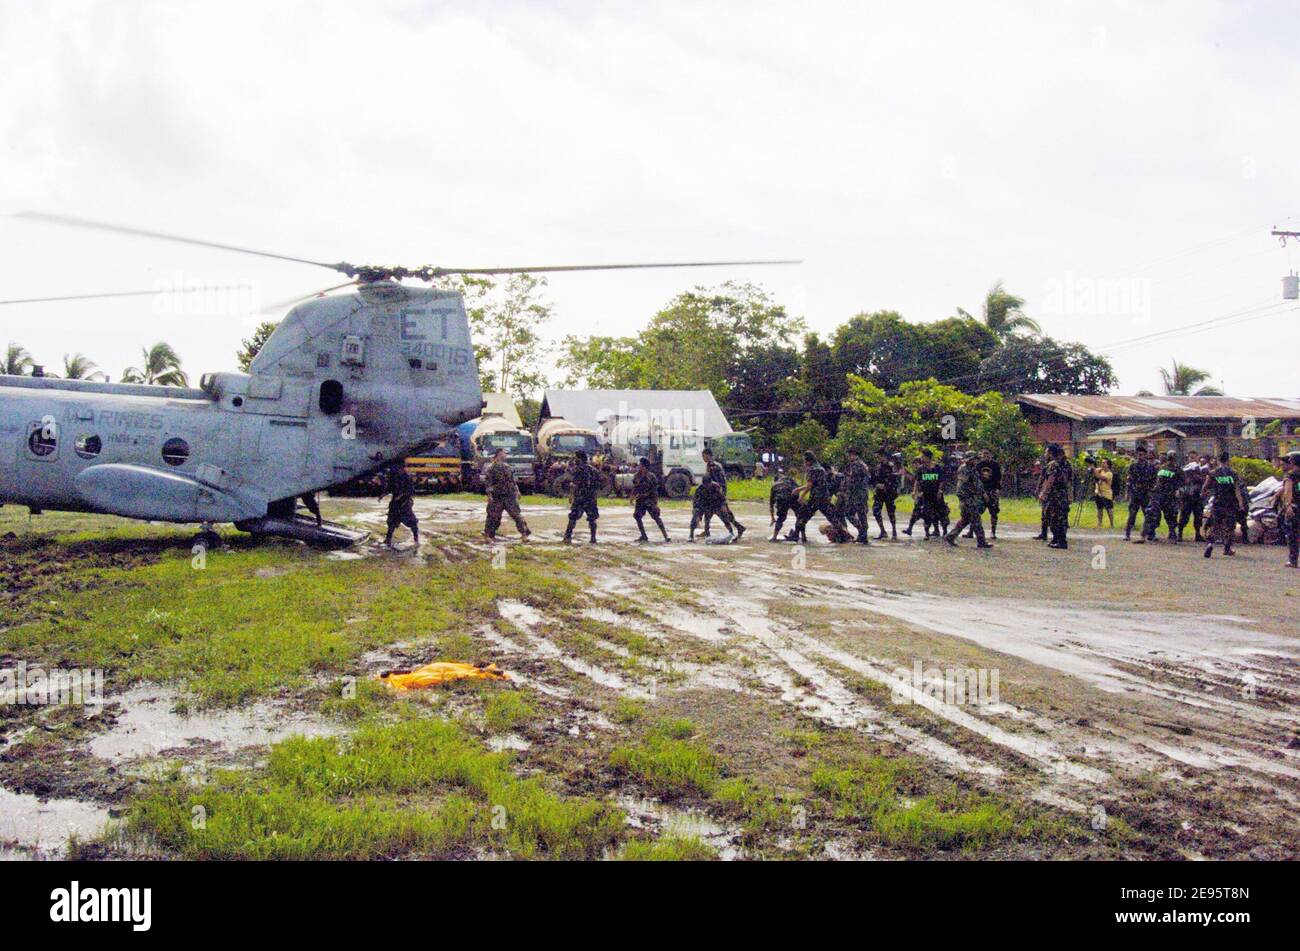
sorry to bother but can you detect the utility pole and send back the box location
[1272,228,1300,299]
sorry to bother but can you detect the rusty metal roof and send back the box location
[1016,394,1300,421]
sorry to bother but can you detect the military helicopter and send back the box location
[0,213,795,546]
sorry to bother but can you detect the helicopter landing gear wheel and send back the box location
[193,523,220,550]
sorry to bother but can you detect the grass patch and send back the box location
[617,835,717,861]
[483,691,536,732]
[610,720,720,798]
[122,713,623,859]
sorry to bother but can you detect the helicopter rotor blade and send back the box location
[13,212,345,273]
[422,259,801,277]
[260,280,360,314]
[0,285,251,306]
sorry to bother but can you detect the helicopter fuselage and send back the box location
[0,284,482,528]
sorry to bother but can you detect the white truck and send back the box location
[600,415,707,499]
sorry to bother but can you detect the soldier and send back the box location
[769,468,798,541]
[1124,446,1157,541]
[562,449,601,544]
[690,449,743,542]
[871,449,899,540]
[793,450,844,543]
[945,453,993,549]
[632,456,671,543]
[298,491,323,527]
[1176,454,1210,542]
[483,447,531,542]
[1202,451,1243,558]
[961,449,1001,539]
[841,447,871,545]
[908,448,949,539]
[1279,451,1299,568]
[1032,452,1050,540]
[1135,450,1182,544]
[1039,443,1071,549]
[378,462,419,548]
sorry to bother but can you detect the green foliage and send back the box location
[610,721,721,797]
[484,690,536,732]
[1159,359,1222,396]
[775,418,830,462]
[3,341,34,375]
[237,321,278,372]
[121,342,187,387]
[975,335,1117,396]
[555,335,649,389]
[616,836,717,861]
[833,311,999,394]
[827,378,1034,466]
[1230,456,1281,486]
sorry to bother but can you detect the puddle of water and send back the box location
[89,685,340,764]
[0,786,109,856]
[618,795,745,860]
[497,601,652,699]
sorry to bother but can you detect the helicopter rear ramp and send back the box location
[235,514,369,547]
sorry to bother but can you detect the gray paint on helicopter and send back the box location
[0,282,482,533]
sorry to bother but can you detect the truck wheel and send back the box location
[664,471,691,499]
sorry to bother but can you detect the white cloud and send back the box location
[0,0,1296,394]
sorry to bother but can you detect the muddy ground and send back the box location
[1,496,1297,860]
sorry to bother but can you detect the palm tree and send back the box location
[121,342,188,387]
[1158,359,1222,396]
[63,353,105,381]
[958,281,1041,339]
[3,342,34,375]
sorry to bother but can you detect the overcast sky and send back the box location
[1,0,1296,395]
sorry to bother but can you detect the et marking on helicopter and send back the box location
[0,212,799,547]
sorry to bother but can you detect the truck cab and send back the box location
[706,432,756,479]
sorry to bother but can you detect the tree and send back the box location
[1158,359,1222,396]
[723,342,801,444]
[122,342,188,387]
[775,417,829,463]
[831,311,998,394]
[62,353,103,381]
[471,273,553,404]
[958,280,1041,339]
[974,335,1117,395]
[783,333,847,434]
[555,335,649,389]
[965,392,1039,469]
[238,321,279,372]
[3,342,33,375]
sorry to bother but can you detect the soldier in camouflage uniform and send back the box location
[1279,451,1299,569]
[690,449,743,542]
[1202,451,1243,558]
[793,451,846,544]
[378,462,420,548]
[562,449,602,544]
[945,453,992,549]
[1038,444,1071,549]
[769,469,798,541]
[841,447,872,545]
[483,447,531,541]
[1176,454,1210,542]
[871,449,900,540]
[1124,446,1157,541]
[632,457,671,543]
[1135,450,1182,544]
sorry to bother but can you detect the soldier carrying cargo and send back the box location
[562,449,602,544]
[632,456,671,543]
[769,469,798,541]
[841,447,871,545]
[378,462,420,549]
[483,447,531,542]
[690,449,744,542]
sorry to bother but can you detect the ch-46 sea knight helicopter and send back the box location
[0,213,795,546]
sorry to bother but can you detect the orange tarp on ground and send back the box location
[379,661,510,690]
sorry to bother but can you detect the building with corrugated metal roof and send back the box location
[538,389,734,437]
[1015,394,1300,458]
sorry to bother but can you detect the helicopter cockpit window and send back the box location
[75,434,102,459]
[161,437,190,467]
